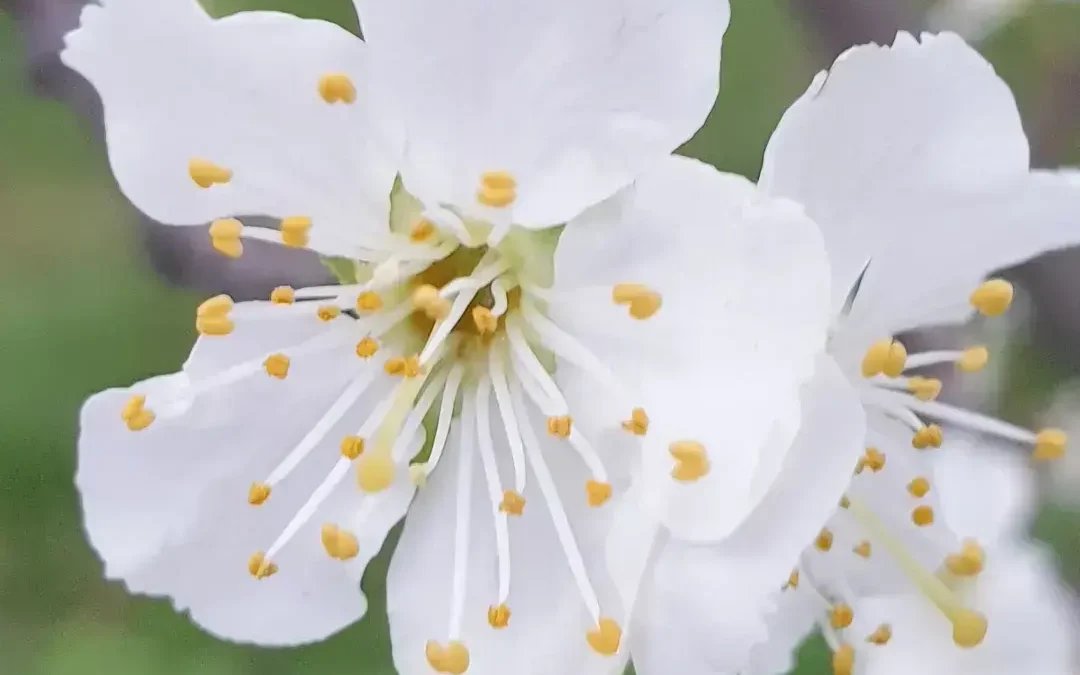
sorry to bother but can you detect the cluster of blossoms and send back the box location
[61,0,1080,674]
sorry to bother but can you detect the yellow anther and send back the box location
[912,505,935,526]
[357,452,396,493]
[317,73,356,104]
[611,283,663,320]
[861,447,886,472]
[472,306,498,335]
[853,541,872,558]
[209,218,243,258]
[783,569,799,590]
[907,476,931,498]
[189,158,231,188]
[356,290,384,313]
[832,644,854,675]
[499,490,525,516]
[830,604,854,629]
[248,482,271,506]
[958,346,989,373]
[669,440,710,482]
[425,641,470,675]
[621,407,649,436]
[197,294,233,318]
[196,316,234,337]
[480,171,517,191]
[280,216,312,248]
[883,340,908,377]
[585,480,613,507]
[384,357,406,376]
[861,338,907,378]
[970,278,1013,317]
[547,416,573,438]
[866,624,892,645]
[908,376,943,402]
[340,435,365,460]
[487,604,511,629]
[317,305,341,322]
[120,395,155,431]
[912,424,943,449]
[946,540,985,577]
[412,284,440,310]
[1034,428,1067,462]
[355,337,379,359]
[409,219,436,243]
[951,609,988,648]
[585,617,622,656]
[321,523,359,561]
[476,171,517,208]
[403,355,423,378]
[409,463,428,487]
[247,552,277,580]
[815,528,834,552]
[839,495,851,509]
[263,353,290,379]
[270,286,295,305]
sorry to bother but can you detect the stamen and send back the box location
[970,278,1013,317]
[317,305,341,322]
[853,541,871,558]
[489,346,527,493]
[611,283,662,320]
[447,398,477,643]
[477,170,517,208]
[585,617,623,657]
[247,552,277,579]
[417,365,465,480]
[356,290,384,313]
[340,435,364,460]
[472,306,498,335]
[209,218,243,258]
[1034,428,1067,462]
[866,624,892,645]
[473,381,511,604]
[547,416,573,438]
[506,316,569,413]
[908,477,931,497]
[320,523,359,560]
[945,540,985,577]
[248,482,271,505]
[409,218,436,243]
[586,480,613,507]
[189,158,231,188]
[783,569,800,590]
[317,73,356,104]
[489,278,511,317]
[425,641,470,675]
[412,284,449,320]
[195,293,235,337]
[912,505,935,526]
[621,408,649,436]
[280,216,312,248]
[270,286,295,305]
[669,440,710,482]
[815,528,834,552]
[857,447,886,473]
[120,394,155,431]
[861,338,907,378]
[499,490,525,516]
[263,353,290,379]
[958,346,989,373]
[487,604,511,629]
[832,644,854,675]
[355,337,379,359]
[912,424,944,449]
[907,376,942,402]
[829,604,854,629]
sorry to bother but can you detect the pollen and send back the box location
[472,306,498,335]
[487,604,511,629]
[1033,428,1067,462]
[209,218,243,258]
[783,569,799,590]
[946,540,985,577]
[477,170,517,208]
[585,617,622,656]
[197,294,233,318]
[815,528,834,552]
[547,416,573,438]
[499,489,525,516]
[912,505,935,526]
[321,523,359,560]
[912,424,943,449]
[409,219,436,243]
[263,353,290,379]
[861,447,886,472]
[958,346,989,373]
[585,480,613,507]
[621,407,649,436]
[853,541,871,558]
[189,158,231,188]
[357,452,396,493]
[830,604,854,629]
[611,283,662,320]
[669,440,710,482]
[196,315,235,336]
[425,641,470,675]
[356,290,384,313]
[248,482,271,505]
[908,376,942,402]
[349,338,377,360]
[907,476,931,498]
[412,284,449,321]
[317,73,356,104]
[317,305,341,322]
[247,552,277,579]
[832,644,854,675]
[120,395,155,431]
[340,435,365,460]
[866,624,892,645]
[861,338,907,378]
[970,278,1013,317]
[951,609,988,648]
[279,216,311,248]
[270,286,295,305]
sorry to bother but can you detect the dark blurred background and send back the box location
[0,0,1078,673]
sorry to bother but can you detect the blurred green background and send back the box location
[1,1,1079,673]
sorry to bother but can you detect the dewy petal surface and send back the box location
[550,155,831,541]
[354,0,729,226]
[761,31,1080,334]
[61,0,400,256]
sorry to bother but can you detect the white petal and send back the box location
[61,0,400,256]
[355,0,729,226]
[742,586,822,675]
[387,407,627,675]
[759,31,1033,320]
[551,155,832,541]
[77,314,403,645]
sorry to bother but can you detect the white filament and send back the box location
[448,390,477,640]
[489,345,527,493]
[475,377,512,603]
[422,364,465,477]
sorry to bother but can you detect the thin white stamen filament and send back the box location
[567,429,609,481]
[506,315,568,412]
[489,346,527,492]
[449,391,477,640]
[391,367,450,462]
[490,278,512,317]
[420,288,484,366]
[892,393,1037,444]
[422,207,479,247]
[234,225,400,262]
[861,388,925,431]
[904,350,966,370]
[422,364,465,476]
[475,377,512,603]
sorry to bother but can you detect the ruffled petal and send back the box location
[61,0,400,256]
[355,0,728,226]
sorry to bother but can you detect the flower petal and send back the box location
[61,0,400,256]
[355,0,728,226]
[550,155,832,541]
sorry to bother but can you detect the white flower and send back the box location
[618,31,1080,674]
[61,1,843,672]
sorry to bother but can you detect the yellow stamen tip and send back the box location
[839,495,851,509]
[263,353,290,379]
[357,453,396,493]
[958,346,990,373]
[866,624,892,645]
[317,73,356,104]
[612,283,662,320]
[499,489,525,516]
[248,482,271,506]
[270,286,295,305]
[487,604,511,629]
[585,480,613,507]
[907,476,931,498]
[945,540,985,577]
[546,415,573,438]
[208,219,243,258]
[321,523,359,561]
[912,505,935,526]
[951,609,988,648]
[471,306,498,335]
[355,337,380,359]
[412,284,440,310]
[476,171,517,208]
[908,376,943,402]
[247,552,277,579]
[356,290,384,313]
[189,158,231,188]
[853,541,872,558]
[585,617,622,656]
[621,407,649,436]
[1034,428,1067,462]
[317,305,341,322]
[425,641,470,675]
[409,219,436,243]
[121,395,155,431]
[860,447,886,472]
[340,435,365,460]
[912,424,943,450]
[783,569,800,590]
[830,604,854,629]
[480,170,517,191]
[970,278,1013,317]
[815,528,834,552]
[197,294,234,318]
[669,440,710,482]
[832,644,854,675]
[196,315,235,337]
[861,338,907,378]
[280,216,312,248]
